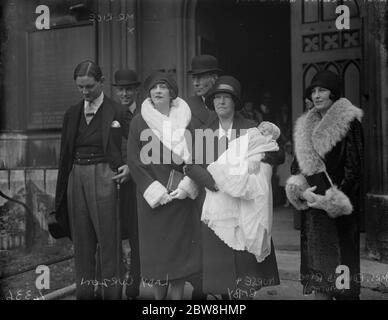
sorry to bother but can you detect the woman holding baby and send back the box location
[185,76,284,299]
[285,70,364,300]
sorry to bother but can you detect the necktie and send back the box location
[85,101,95,125]
[218,135,229,157]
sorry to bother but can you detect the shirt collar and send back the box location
[201,96,209,110]
[129,101,136,114]
[260,103,269,113]
[218,121,233,140]
[84,92,104,112]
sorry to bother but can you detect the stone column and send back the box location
[363,2,388,263]
[97,0,138,98]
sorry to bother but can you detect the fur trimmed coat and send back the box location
[286,98,364,298]
[127,98,201,281]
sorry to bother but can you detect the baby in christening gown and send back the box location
[202,121,280,262]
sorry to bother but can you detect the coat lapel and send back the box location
[208,115,219,132]
[101,97,115,153]
[191,96,211,125]
[67,101,83,155]
[231,114,246,140]
[312,98,363,158]
[294,98,363,176]
[294,109,325,176]
[208,112,247,160]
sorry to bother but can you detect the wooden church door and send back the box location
[290,0,365,228]
[291,0,362,121]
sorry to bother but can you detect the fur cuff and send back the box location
[143,181,167,208]
[178,176,199,200]
[286,174,310,210]
[312,186,353,218]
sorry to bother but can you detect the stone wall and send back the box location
[0,168,58,250]
[0,133,60,169]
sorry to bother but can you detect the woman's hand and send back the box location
[170,188,188,200]
[160,193,172,205]
[207,183,219,192]
[302,186,318,203]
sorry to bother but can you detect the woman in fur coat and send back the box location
[286,70,364,300]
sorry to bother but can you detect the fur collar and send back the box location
[294,98,363,175]
[141,97,192,162]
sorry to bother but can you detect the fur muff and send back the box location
[290,98,363,218]
[285,174,310,211]
[312,186,353,218]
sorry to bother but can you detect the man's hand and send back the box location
[112,165,130,184]
[170,188,188,200]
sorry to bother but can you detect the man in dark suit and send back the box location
[186,55,221,128]
[185,55,222,299]
[257,90,277,124]
[113,69,141,117]
[112,69,141,299]
[54,60,130,300]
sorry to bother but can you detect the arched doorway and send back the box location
[189,0,292,118]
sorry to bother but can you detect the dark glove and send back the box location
[184,164,218,191]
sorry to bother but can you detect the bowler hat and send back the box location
[205,75,242,110]
[144,71,178,99]
[305,70,342,101]
[187,55,222,75]
[112,69,141,87]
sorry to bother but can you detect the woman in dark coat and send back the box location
[127,72,201,299]
[286,70,364,300]
[185,76,284,300]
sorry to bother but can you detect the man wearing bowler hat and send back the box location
[186,54,221,129]
[113,69,141,116]
[185,55,222,300]
[112,68,142,299]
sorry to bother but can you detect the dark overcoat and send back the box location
[185,113,283,296]
[127,114,201,281]
[120,105,140,239]
[54,96,129,238]
[186,95,216,129]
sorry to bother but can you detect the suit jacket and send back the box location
[120,102,140,163]
[186,95,216,129]
[53,95,129,239]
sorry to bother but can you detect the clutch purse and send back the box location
[166,169,184,192]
